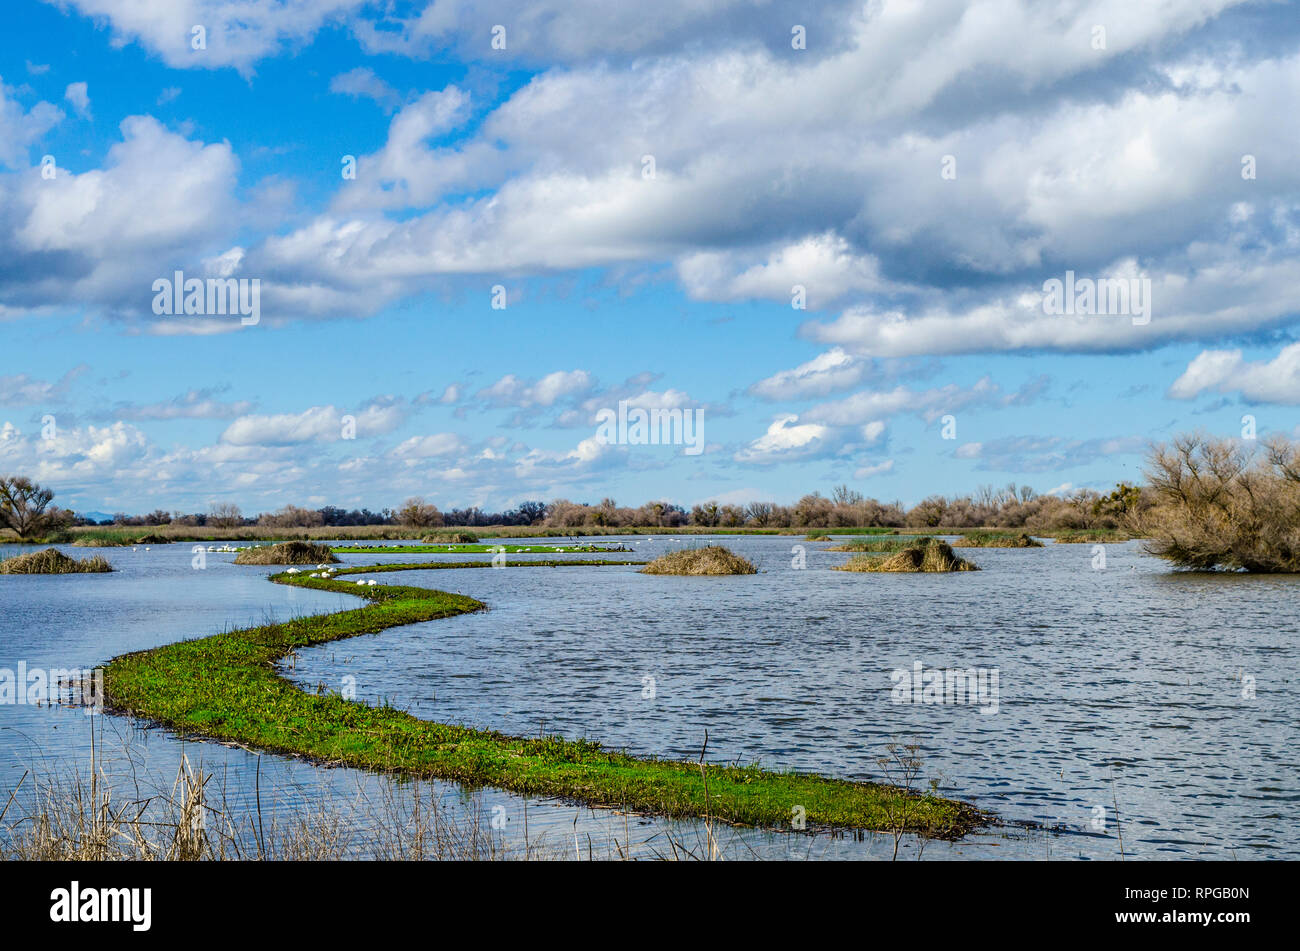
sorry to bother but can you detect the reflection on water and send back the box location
[2,536,1296,859]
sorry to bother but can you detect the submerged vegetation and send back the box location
[233,541,340,565]
[953,531,1043,548]
[101,560,982,837]
[833,539,978,573]
[0,547,113,574]
[638,546,759,576]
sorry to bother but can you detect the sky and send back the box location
[1,0,1298,517]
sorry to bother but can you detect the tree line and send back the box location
[7,432,1300,571]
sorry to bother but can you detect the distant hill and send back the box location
[77,511,116,524]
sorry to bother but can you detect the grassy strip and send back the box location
[103,562,985,837]
[330,543,631,554]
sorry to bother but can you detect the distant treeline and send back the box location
[76,483,1147,533]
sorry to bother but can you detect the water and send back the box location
[1,536,1295,859]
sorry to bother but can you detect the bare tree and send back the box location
[209,502,243,528]
[397,497,443,529]
[0,476,59,539]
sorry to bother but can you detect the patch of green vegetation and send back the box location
[331,559,648,573]
[805,532,833,541]
[103,560,983,836]
[1051,529,1133,543]
[828,536,930,553]
[332,543,632,554]
[953,531,1044,548]
[0,547,113,574]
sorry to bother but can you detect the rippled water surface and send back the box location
[2,536,1296,859]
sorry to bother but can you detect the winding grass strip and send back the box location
[330,544,630,555]
[103,560,986,837]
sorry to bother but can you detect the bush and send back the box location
[832,539,978,573]
[639,546,758,576]
[1138,433,1300,571]
[0,548,113,574]
[233,542,340,565]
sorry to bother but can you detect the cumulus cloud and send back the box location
[735,414,831,464]
[219,401,407,446]
[749,348,869,400]
[0,79,62,168]
[0,116,240,321]
[1169,343,1300,404]
[51,0,367,73]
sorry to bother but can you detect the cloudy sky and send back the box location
[1,0,1298,516]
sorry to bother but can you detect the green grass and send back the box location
[827,536,930,553]
[953,531,1044,548]
[103,559,985,837]
[330,543,631,554]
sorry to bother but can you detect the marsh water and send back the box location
[1,535,1295,860]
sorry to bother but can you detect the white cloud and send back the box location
[0,80,62,168]
[749,347,867,400]
[853,459,894,478]
[52,0,368,73]
[477,370,594,409]
[64,82,91,119]
[329,67,401,112]
[1169,343,1300,404]
[219,402,406,446]
[734,414,830,464]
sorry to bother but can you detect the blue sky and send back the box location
[1,0,1298,516]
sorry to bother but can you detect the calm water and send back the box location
[1,536,1295,859]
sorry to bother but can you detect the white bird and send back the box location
[367,580,377,586]
[356,580,367,586]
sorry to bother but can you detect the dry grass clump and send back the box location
[639,545,758,576]
[833,539,978,573]
[954,531,1043,548]
[233,541,340,565]
[423,532,479,543]
[0,547,113,574]
[805,532,832,541]
[1138,433,1300,571]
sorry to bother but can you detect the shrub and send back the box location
[832,539,978,573]
[0,548,113,574]
[1138,433,1300,571]
[233,542,340,565]
[638,545,758,576]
